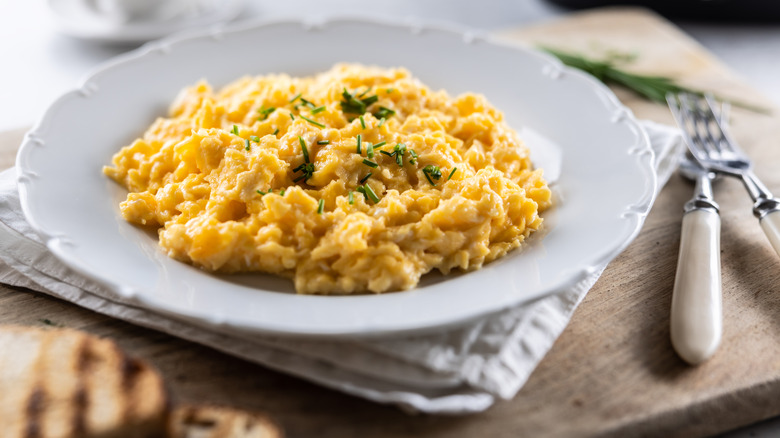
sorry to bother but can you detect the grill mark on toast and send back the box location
[24,386,45,438]
[71,338,92,436]
[121,356,142,391]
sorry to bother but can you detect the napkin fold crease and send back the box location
[0,121,683,414]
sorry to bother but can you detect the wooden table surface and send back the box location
[2,8,780,437]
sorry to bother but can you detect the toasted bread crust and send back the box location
[0,325,169,438]
[169,405,282,438]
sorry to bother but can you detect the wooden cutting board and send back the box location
[2,7,780,437]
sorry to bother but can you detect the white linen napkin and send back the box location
[0,120,683,414]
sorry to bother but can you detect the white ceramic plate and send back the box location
[17,18,655,338]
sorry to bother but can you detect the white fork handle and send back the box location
[760,210,780,258]
[671,209,722,365]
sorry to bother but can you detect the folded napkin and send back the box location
[0,120,683,414]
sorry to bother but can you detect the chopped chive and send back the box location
[256,190,266,195]
[317,140,330,145]
[362,159,378,168]
[361,94,378,106]
[299,136,310,163]
[231,125,239,135]
[363,184,380,203]
[386,88,394,93]
[408,149,418,165]
[378,117,386,128]
[360,172,372,184]
[340,88,366,114]
[290,113,295,121]
[311,106,326,114]
[293,162,315,183]
[273,128,279,135]
[358,86,372,98]
[258,106,276,120]
[366,142,375,158]
[289,92,301,103]
[448,167,457,180]
[348,191,354,204]
[245,139,251,151]
[250,135,260,142]
[279,189,286,196]
[423,165,442,186]
[300,97,316,108]
[356,134,362,154]
[317,198,324,214]
[373,141,387,149]
[300,115,326,128]
[373,106,396,119]
[359,115,366,129]
[380,150,394,157]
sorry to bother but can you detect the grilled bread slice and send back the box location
[0,325,169,438]
[169,405,281,438]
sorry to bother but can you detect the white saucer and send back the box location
[47,0,245,44]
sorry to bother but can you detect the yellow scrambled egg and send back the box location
[104,64,551,294]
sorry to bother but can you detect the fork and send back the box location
[666,95,724,364]
[668,92,780,258]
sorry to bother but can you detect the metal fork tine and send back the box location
[667,93,708,163]
[704,94,743,156]
[686,94,721,157]
[679,93,719,159]
[694,95,727,157]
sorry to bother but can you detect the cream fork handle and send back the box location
[671,209,722,365]
[760,210,780,258]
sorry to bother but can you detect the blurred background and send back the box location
[1,0,779,133]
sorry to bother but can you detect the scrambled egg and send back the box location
[104,64,551,294]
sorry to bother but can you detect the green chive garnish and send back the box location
[378,118,386,128]
[356,134,362,154]
[279,189,286,196]
[373,141,386,149]
[348,191,354,204]
[359,115,366,129]
[363,184,380,203]
[300,115,325,128]
[340,88,379,115]
[386,88,394,93]
[380,150,394,158]
[299,136,309,163]
[256,190,266,195]
[317,199,324,214]
[317,140,330,145]
[362,159,378,168]
[393,143,407,167]
[311,106,326,114]
[273,128,279,135]
[373,106,395,119]
[358,86,372,98]
[245,139,251,151]
[448,167,457,180]
[300,97,316,108]
[366,142,375,158]
[290,113,295,121]
[258,106,276,120]
[250,135,260,142]
[293,162,315,182]
[231,125,239,135]
[409,149,418,165]
[423,165,442,186]
[289,92,301,103]
[360,172,372,184]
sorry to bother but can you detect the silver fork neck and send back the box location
[742,170,780,219]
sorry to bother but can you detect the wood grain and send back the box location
[3,7,780,437]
